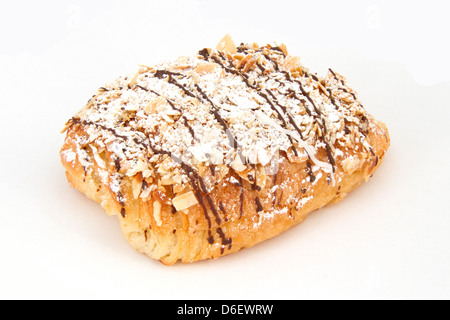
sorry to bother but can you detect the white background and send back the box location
[0,0,449,299]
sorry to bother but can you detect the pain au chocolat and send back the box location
[60,36,390,265]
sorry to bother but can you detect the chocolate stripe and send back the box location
[154,70,195,98]
[134,84,198,141]
[206,52,301,157]
[147,139,222,243]
[279,71,336,171]
[152,68,243,161]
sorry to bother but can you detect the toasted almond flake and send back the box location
[342,156,362,174]
[279,43,288,56]
[283,56,301,72]
[172,183,185,194]
[172,191,198,212]
[142,169,153,179]
[216,34,237,54]
[140,184,155,200]
[132,174,143,199]
[257,148,270,166]
[230,154,247,172]
[173,56,191,69]
[237,54,251,69]
[256,165,267,189]
[128,71,140,88]
[145,96,167,115]
[160,177,175,185]
[195,62,217,74]
[90,145,105,169]
[242,57,256,73]
[153,200,162,227]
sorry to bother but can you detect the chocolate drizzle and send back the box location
[134,81,199,142]
[328,68,369,142]
[114,157,121,172]
[198,48,210,60]
[217,227,232,254]
[255,197,263,212]
[147,138,226,245]
[208,49,337,171]
[194,84,242,156]
[326,88,340,110]
[154,70,195,98]
[205,52,303,157]
[271,46,286,57]
[209,164,216,176]
[306,161,316,183]
[153,68,243,162]
[282,71,336,171]
[71,117,128,141]
[265,88,305,142]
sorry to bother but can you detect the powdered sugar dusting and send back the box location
[65,42,375,188]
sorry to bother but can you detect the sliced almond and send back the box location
[342,156,362,174]
[132,174,143,199]
[128,71,140,88]
[279,43,288,56]
[236,167,255,184]
[126,159,148,177]
[233,53,245,60]
[140,183,155,200]
[172,191,198,212]
[160,177,175,186]
[216,34,237,54]
[172,183,186,194]
[195,62,217,75]
[242,57,256,73]
[153,200,162,227]
[172,174,183,185]
[230,154,247,172]
[142,169,153,179]
[256,165,267,190]
[283,56,301,73]
[90,145,105,169]
[173,56,191,69]
[145,96,167,115]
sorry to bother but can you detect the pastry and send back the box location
[60,35,390,265]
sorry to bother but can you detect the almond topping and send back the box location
[172,191,198,212]
[132,174,143,199]
[256,165,267,189]
[145,96,167,115]
[216,34,237,54]
[128,71,140,88]
[195,62,217,75]
[153,200,162,227]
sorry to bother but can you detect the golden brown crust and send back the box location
[60,39,390,265]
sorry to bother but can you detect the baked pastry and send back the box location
[60,35,390,265]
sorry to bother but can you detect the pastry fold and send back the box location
[60,38,390,265]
